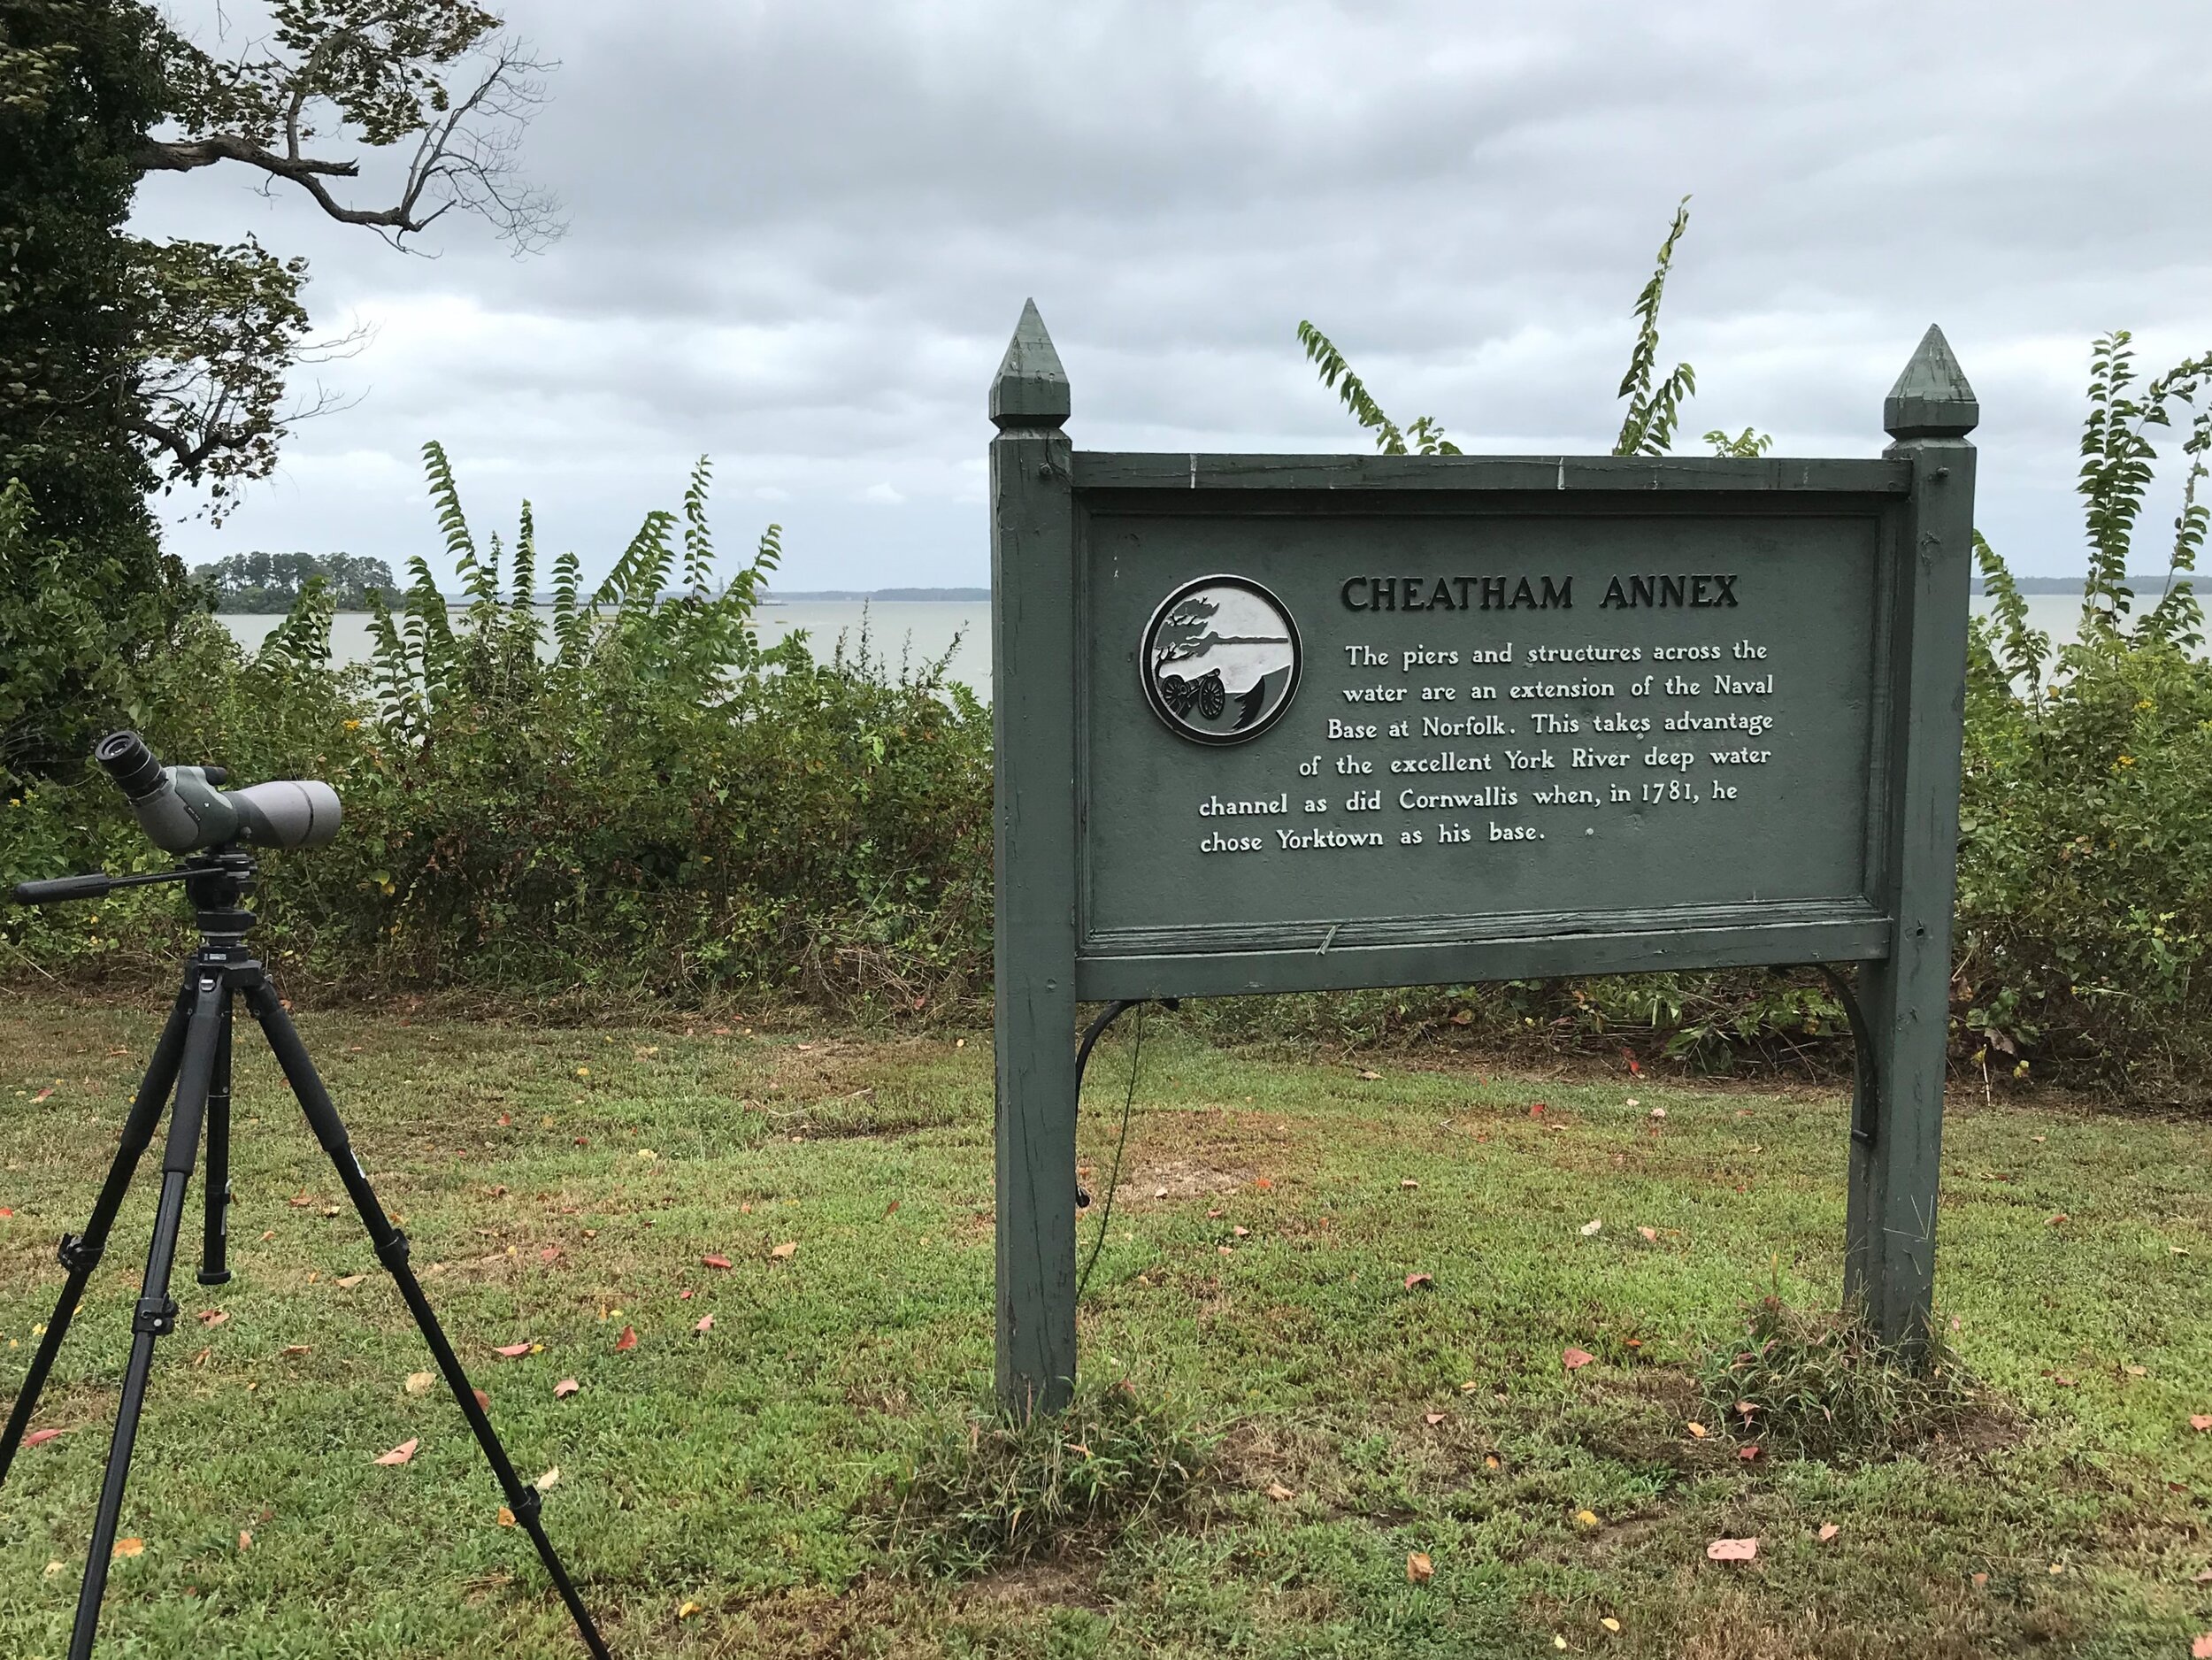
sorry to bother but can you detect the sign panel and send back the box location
[987,301,1979,1414]
[1083,500,1893,971]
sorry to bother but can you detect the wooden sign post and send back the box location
[989,301,1978,1416]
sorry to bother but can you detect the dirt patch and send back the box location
[954,1558,1105,1614]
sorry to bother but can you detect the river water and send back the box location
[214,590,2196,704]
[217,599,995,698]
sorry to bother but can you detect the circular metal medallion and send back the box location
[1141,575,1302,744]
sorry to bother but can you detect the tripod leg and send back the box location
[69,969,224,1660]
[0,978,194,1491]
[243,980,612,1659]
[198,995,234,1286]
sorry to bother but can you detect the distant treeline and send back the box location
[1970,574,2182,596]
[766,588,990,601]
[194,552,395,611]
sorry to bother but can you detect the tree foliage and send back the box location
[0,0,188,778]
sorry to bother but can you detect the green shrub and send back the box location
[1,445,993,1010]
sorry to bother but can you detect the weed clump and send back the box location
[864,1376,1218,1578]
[1700,1295,1978,1463]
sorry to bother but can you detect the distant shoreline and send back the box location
[214,588,994,614]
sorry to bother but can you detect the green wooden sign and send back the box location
[991,300,1978,1414]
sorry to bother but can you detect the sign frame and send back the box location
[990,300,1978,1415]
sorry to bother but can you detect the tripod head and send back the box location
[12,850,262,943]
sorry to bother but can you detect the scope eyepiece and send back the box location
[94,730,342,853]
[95,730,165,800]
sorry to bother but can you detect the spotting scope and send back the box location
[93,730,341,853]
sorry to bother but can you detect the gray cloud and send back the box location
[141,0,2212,587]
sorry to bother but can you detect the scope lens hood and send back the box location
[95,731,165,800]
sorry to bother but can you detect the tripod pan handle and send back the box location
[12,874,115,905]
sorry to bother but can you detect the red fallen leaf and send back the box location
[2194,1638,2212,1660]
[0,1208,12,1218]
[539,1246,563,1264]
[493,1342,533,1358]
[497,1114,511,1126]
[1403,1272,1435,1290]
[1529,1102,1546,1118]
[287,1193,314,1208]
[680,1288,693,1301]
[472,1388,490,1410]
[2190,1415,2212,1432]
[23,1427,64,1449]
[1253,1177,1273,1190]
[1637,1226,1659,1243]
[1707,1537,1757,1562]
[695,1314,713,1334]
[2054,1374,2078,1387]
[1972,1572,1988,1587]
[1424,1411,1446,1426]
[884,1199,900,1217]
[1817,1522,1839,1542]
[1563,1348,1594,1372]
[1624,1051,1641,1076]
[553,1378,581,1399]
[32,1087,52,1103]
[614,1326,638,1352]
[373,1438,419,1466]
[2047,1212,2068,1226]
[701,1254,733,1270]
[1738,1444,1762,1462]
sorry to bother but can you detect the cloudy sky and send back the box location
[137,0,2212,589]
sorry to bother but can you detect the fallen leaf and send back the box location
[1574,1509,1601,1531]
[1638,1226,1659,1243]
[281,1344,311,1356]
[2047,1212,2068,1226]
[1686,1421,1708,1438]
[679,1601,703,1620]
[1648,1105,1667,1120]
[1579,1218,1602,1237]
[288,1193,313,1208]
[2054,1374,2078,1387]
[769,1241,797,1260]
[1152,1185,1169,1199]
[496,1505,515,1526]
[614,1326,638,1352]
[334,1275,365,1289]
[695,1314,714,1333]
[112,1537,143,1558]
[2125,1364,2147,1378]
[2191,1415,2212,1432]
[1738,1444,1762,1462]
[23,1427,63,1449]
[1403,1272,1434,1290]
[539,1246,563,1264]
[1253,1177,1272,1190]
[238,1530,251,1550]
[196,1309,229,1326]
[554,1377,581,1399]
[534,1466,559,1492]
[1706,1537,1757,1562]
[1233,1225,1250,1238]
[32,1087,53,1103]
[1400,1178,1419,1190]
[2193,1636,2212,1660]
[1972,1571,1988,1587]
[373,1438,419,1466]
[1425,1411,1447,1426]
[1406,1551,1433,1585]
[701,1253,733,1270]
[1484,1453,1501,1469]
[472,1388,490,1410]
[1601,1616,1622,1633]
[884,1199,900,1217]
[1563,1347,1594,1372]
[1818,1522,1840,1542]
[1359,1069,1381,1080]
[403,1371,435,1396]
[2197,1568,2212,1585]
[494,1342,533,1359]
[1265,1481,1294,1502]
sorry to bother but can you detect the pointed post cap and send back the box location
[989,299,1071,429]
[1885,325,1978,440]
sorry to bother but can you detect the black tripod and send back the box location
[0,850,611,1659]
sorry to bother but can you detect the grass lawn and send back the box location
[1,992,2208,1657]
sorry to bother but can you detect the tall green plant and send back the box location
[1295,197,1765,462]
